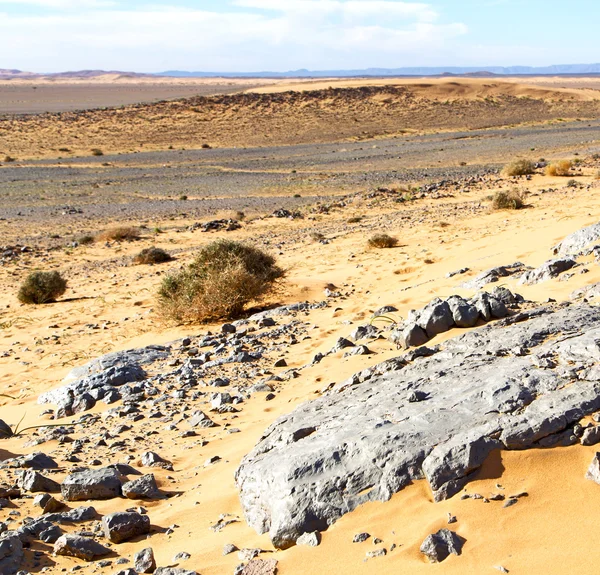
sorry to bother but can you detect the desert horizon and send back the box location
[3,1,600,574]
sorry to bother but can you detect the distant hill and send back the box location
[159,64,600,78]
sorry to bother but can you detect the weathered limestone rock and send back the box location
[415,299,454,338]
[236,304,600,548]
[460,262,529,290]
[420,529,463,563]
[134,547,157,573]
[240,559,278,575]
[519,258,577,285]
[0,532,24,575]
[553,222,600,256]
[103,511,150,543]
[122,474,161,500]
[61,467,122,501]
[53,534,110,561]
[19,470,61,493]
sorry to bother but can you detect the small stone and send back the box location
[420,529,463,563]
[240,559,277,575]
[353,532,370,543]
[223,543,238,556]
[134,547,156,573]
[296,531,320,547]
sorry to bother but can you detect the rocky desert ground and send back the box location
[2,76,600,575]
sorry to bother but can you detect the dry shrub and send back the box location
[491,190,524,210]
[347,216,363,223]
[97,227,140,242]
[310,231,325,242]
[18,271,67,304]
[91,148,104,156]
[134,247,172,265]
[158,239,284,323]
[545,160,572,177]
[368,233,399,249]
[503,159,536,177]
[77,235,95,245]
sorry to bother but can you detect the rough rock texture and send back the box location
[61,467,122,501]
[240,559,278,575]
[553,222,600,256]
[122,474,161,500]
[19,470,61,493]
[519,258,577,285]
[420,529,464,563]
[236,303,600,548]
[460,262,529,290]
[586,453,600,484]
[0,532,24,575]
[53,534,110,561]
[154,569,197,575]
[103,511,151,543]
[38,345,170,417]
[134,547,157,573]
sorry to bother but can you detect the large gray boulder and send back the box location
[53,534,110,561]
[0,532,24,575]
[61,467,122,501]
[103,511,150,543]
[519,258,577,285]
[446,295,479,328]
[553,222,600,256]
[415,299,454,338]
[19,470,61,493]
[236,303,600,549]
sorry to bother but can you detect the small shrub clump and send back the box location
[134,247,172,265]
[158,239,284,323]
[368,234,399,249]
[78,235,95,245]
[91,148,104,157]
[503,159,536,177]
[491,190,524,210]
[97,227,140,242]
[545,160,572,177]
[18,271,67,304]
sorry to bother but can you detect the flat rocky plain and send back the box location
[2,77,600,574]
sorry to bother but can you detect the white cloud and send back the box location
[0,1,471,72]
[0,0,115,7]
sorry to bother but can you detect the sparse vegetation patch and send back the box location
[491,189,524,210]
[545,160,572,177]
[158,239,284,323]
[97,227,140,242]
[18,271,67,304]
[134,247,173,265]
[503,159,536,176]
[368,233,399,249]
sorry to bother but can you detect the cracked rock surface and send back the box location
[236,303,600,548]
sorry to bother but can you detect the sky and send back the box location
[1,0,599,73]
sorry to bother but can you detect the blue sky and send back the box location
[0,0,599,73]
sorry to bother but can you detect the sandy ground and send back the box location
[2,158,600,573]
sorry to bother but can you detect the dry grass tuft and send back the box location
[545,160,572,177]
[97,227,141,242]
[134,247,173,265]
[158,239,284,323]
[18,271,67,304]
[491,189,524,210]
[503,159,536,176]
[368,233,399,249]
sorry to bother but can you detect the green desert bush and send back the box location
[503,159,536,176]
[158,239,284,323]
[97,226,140,242]
[368,233,399,249]
[134,247,172,265]
[18,271,67,304]
[545,160,572,177]
[491,189,524,210]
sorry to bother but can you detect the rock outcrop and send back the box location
[236,303,600,548]
[553,221,600,256]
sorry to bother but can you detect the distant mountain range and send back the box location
[3,64,600,80]
[159,64,600,78]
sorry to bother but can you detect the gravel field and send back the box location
[1,118,599,225]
